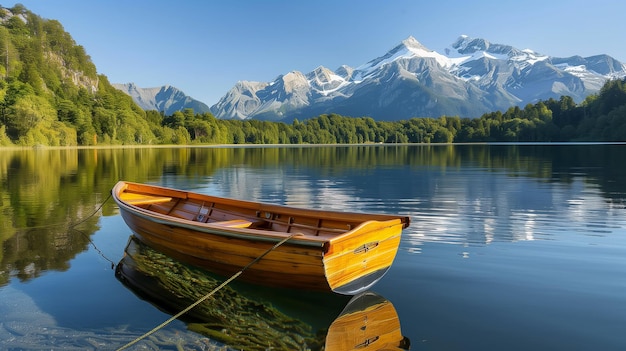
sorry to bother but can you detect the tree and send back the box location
[597,79,626,115]
[7,95,54,139]
[188,119,210,141]
[164,111,185,129]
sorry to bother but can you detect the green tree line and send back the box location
[0,4,625,147]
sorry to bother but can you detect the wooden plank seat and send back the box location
[210,219,257,228]
[120,193,173,206]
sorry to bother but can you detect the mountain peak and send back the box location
[449,35,532,59]
[357,36,450,74]
[401,36,428,51]
[451,35,490,53]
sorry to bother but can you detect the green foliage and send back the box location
[0,124,11,145]
[0,5,158,146]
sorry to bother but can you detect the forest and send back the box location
[0,4,625,147]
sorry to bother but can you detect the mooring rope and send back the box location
[69,192,112,229]
[115,232,302,351]
[11,192,112,231]
[69,192,117,268]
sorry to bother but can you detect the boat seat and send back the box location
[211,219,256,228]
[121,193,173,206]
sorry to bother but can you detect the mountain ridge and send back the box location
[207,35,626,121]
[114,35,626,121]
[113,83,211,115]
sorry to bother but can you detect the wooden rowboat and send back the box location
[112,181,410,295]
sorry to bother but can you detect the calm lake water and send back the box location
[1,144,625,350]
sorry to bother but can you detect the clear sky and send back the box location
[12,0,626,106]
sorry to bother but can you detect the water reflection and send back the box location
[400,175,626,254]
[0,226,93,286]
[115,236,410,350]
[1,144,626,286]
[325,292,410,350]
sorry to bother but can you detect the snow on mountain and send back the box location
[306,66,349,96]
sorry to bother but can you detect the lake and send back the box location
[1,144,625,350]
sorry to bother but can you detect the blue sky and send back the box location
[13,0,626,106]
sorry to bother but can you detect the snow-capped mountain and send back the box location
[211,35,626,121]
[113,83,211,115]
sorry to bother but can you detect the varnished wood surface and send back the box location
[323,291,409,350]
[113,181,410,294]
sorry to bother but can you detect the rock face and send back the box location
[209,35,626,121]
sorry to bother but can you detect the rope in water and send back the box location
[69,192,117,268]
[11,191,116,268]
[70,226,116,269]
[115,232,302,351]
[69,192,113,229]
[11,192,112,231]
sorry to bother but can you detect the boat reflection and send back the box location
[325,291,411,350]
[115,235,410,350]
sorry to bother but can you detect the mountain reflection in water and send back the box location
[115,236,410,351]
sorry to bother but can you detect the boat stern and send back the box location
[323,219,405,295]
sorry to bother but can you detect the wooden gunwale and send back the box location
[113,181,408,248]
[117,181,408,225]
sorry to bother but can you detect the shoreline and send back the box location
[0,141,624,151]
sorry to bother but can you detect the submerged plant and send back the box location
[116,237,322,351]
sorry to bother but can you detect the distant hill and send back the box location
[0,4,160,146]
[209,36,626,122]
[112,83,211,115]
